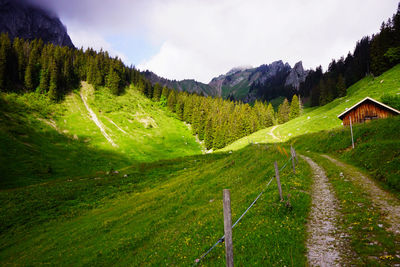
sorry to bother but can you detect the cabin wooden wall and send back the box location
[342,102,394,126]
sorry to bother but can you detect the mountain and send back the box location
[0,0,74,47]
[141,70,218,97]
[143,60,308,102]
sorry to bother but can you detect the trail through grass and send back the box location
[308,153,400,265]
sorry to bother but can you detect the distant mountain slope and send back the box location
[142,70,218,96]
[220,64,400,151]
[143,60,308,101]
[0,0,74,47]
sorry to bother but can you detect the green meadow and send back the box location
[0,83,200,189]
[1,65,399,266]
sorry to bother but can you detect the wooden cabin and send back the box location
[338,97,400,126]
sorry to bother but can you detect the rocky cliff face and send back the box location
[284,61,308,90]
[0,0,74,47]
[209,60,307,100]
[144,60,309,102]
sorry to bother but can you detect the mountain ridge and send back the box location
[142,60,309,101]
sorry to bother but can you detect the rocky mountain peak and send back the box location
[284,61,308,90]
[0,0,74,47]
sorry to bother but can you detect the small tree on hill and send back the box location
[289,95,300,120]
[106,65,121,95]
[277,98,290,124]
[152,83,162,101]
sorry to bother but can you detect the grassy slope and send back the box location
[0,145,312,266]
[0,83,200,189]
[293,116,400,193]
[221,64,400,152]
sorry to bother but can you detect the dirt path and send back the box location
[322,155,400,235]
[268,125,279,141]
[80,82,117,147]
[301,155,345,266]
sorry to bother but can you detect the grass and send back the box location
[292,116,400,193]
[309,153,400,265]
[0,83,200,189]
[221,64,400,152]
[0,144,313,266]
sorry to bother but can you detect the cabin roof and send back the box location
[337,97,400,120]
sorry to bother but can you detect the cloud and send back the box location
[29,0,399,83]
[66,22,128,62]
[139,0,399,82]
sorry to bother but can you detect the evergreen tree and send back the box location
[106,65,121,95]
[161,86,170,98]
[167,90,177,111]
[265,103,275,126]
[0,33,11,91]
[175,98,184,119]
[277,98,290,124]
[336,74,346,97]
[48,59,58,101]
[39,67,49,93]
[13,37,26,82]
[24,62,34,90]
[204,117,214,150]
[152,83,162,101]
[289,95,300,120]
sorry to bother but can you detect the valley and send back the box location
[1,1,399,265]
[0,65,399,266]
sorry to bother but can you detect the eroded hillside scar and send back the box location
[301,155,345,266]
[80,82,117,147]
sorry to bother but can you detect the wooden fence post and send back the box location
[274,161,283,201]
[349,116,354,149]
[223,189,234,267]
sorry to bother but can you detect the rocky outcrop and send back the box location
[0,0,74,47]
[209,60,293,100]
[144,60,309,101]
[284,61,308,90]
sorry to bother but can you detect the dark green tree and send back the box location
[289,95,300,120]
[277,98,290,124]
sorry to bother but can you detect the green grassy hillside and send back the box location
[0,144,312,266]
[293,116,400,193]
[0,82,201,189]
[221,64,400,152]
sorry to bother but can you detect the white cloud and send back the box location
[138,0,399,83]
[34,0,399,83]
[66,21,128,62]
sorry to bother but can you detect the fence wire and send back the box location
[193,157,293,266]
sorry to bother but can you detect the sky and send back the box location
[30,0,399,83]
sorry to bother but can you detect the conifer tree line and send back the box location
[140,83,302,149]
[0,33,146,99]
[299,3,400,107]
